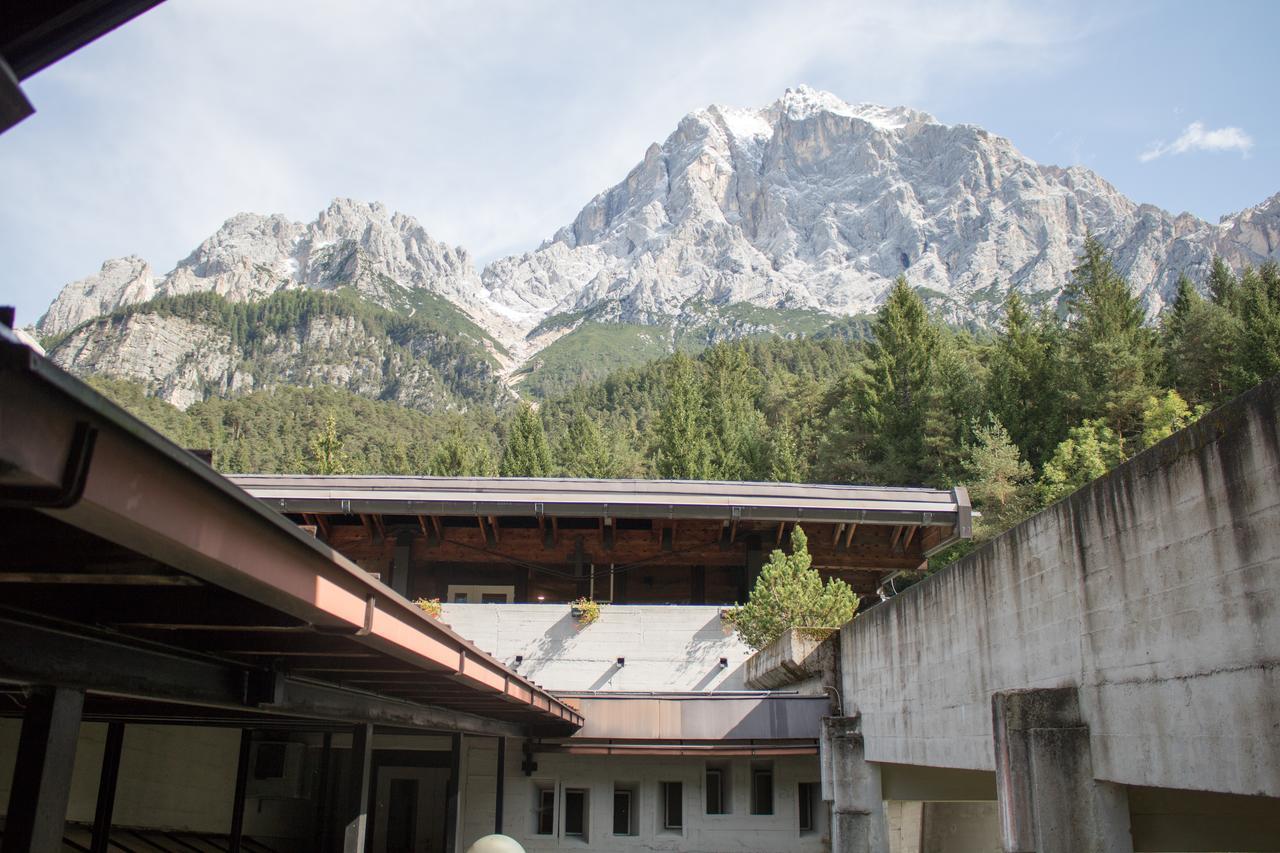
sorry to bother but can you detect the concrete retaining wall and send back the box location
[840,377,1280,798]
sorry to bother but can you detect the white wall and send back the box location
[841,377,1280,797]
[441,604,752,692]
[458,737,828,853]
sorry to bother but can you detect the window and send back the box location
[446,584,514,604]
[705,763,730,814]
[564,788,587,838]
[613,786,637,836]
[535,786,555,835]
[750,762,774,816]
[798,782,817,833]
[661,781,683,830]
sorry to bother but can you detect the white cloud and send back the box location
[1140,121,1254,162]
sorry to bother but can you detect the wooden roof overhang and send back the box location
[0,331,582,736]
[230,476,972,584]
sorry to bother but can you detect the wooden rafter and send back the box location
[832,522,845,546]
[844,523,858,548]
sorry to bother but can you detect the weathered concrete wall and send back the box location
[840,377,1280,798]
[441,604,751,692]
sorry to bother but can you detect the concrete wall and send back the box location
[840,376,1280,798]
[440,604,751,692]
[457,737,828,853]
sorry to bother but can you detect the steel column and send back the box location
[444,733,462,853]
[494,736,506,834]
[228,729,252,853]
[2,686,85,853]
[89,721,125,853]
[343,723,374,853]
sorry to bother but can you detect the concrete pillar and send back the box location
[821,715,889,853]
[991,687,1133,853]
[343,723,374,853]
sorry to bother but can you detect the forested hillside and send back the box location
[88,240,1280,561]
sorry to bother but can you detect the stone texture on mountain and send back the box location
[34,86,1280,381]
[49,308,506,412]
[482,86,1278,331]
[38,256,156,338]
[36,199,492,337]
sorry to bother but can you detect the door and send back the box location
[372,767,450,853]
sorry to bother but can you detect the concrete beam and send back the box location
[992,688,1132,853]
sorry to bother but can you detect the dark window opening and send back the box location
[706,766,727,814]
[252,743,286,779]
[662,781,683,830]
[564,788,586,837]
[751,763,774,816]
[798,782,817,832]
[613,788,636,835]
[535,787,555,835]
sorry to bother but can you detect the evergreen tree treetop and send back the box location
[500,402,552,477]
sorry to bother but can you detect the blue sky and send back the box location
[3,0,1277,324]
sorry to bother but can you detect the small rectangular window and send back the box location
[705,766,726,814]
[564,788,587,838]
[750,763,774,816]
[452,592,469,603]
[798,782,816,832]
[613,787,636,836]
[662,781,683,830]
[535,787,555,835]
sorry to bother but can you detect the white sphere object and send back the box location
[465,835,526,853]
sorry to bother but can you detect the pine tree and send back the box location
[962,418,1035,535]
[1160,276,1238,407]
[724,525,858,650]
[1061,236,1158,439]
[654,352,713,480]
[306,414,347,475]
[986,291,1066,467]
[766,418,804,483]
[1207,255,1237,307]
[1233,262,1280,391]
[831,276,942,484]
[428,430,498,477]
[500,403,553,477]
[703,345,765,480]
[557,411,616,478]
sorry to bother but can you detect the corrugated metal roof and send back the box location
[231,475,969,527]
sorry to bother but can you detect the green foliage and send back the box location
[963,418,1036,534]
[1136,390,1206,452]
[500,403,553,477]
[427,429,499,476]
[1038,418,1126,504]
[556,411,620,478]
[307,414,348,475]
[570,597,603,625]
[653,352,714,479]
[724,525,858,650]
[1061,235,1160,439]
[986,291,1065,467]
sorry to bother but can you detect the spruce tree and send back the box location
[1160,276,1238,407]
[986,291,1065,467]
[428,429,498,477]
[1207,255,1237,307]
[704,345,765,480]
[1061,236,1158,439]
[557,410,616,478]
[500,403,553,477]
[1233,262,1280,391]
[654,352,714,479]
[836,276,942,484]
[766,418,804,483]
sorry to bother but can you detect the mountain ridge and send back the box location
[34,85,1280,404]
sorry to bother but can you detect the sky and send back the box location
[3,0,1278,324]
